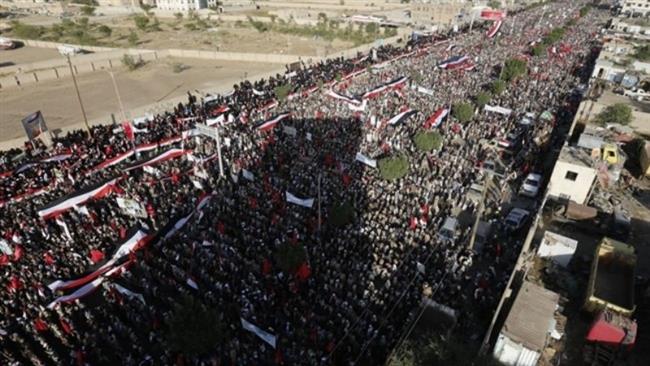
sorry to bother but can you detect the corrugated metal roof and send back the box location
[502,281,560,352]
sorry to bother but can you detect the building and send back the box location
[156,0,207,12]
[410,0,468,29]
[492,281,560,366]
[96,0,137,7]
[621,0,650,17]
[609,18,650,37]
[547,145,598,205]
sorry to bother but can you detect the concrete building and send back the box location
[493,281,560,366]
[410,0,468,29]
[610,18,650,37]
[621,0,650,17]
[547,146,598,205]
[156,0,207,12]
[96,0,137,7]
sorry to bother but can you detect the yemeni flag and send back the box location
[86,151,135,175]
[438,55,470,70]
[47,227,151,292]
[326,89,361,105]
[424,108,449,129]
[387,109,418,126]
[125,148,189,172]
[41,151,73,163]
[38,178,117,219]
[122,122,135,141]
[362,76,408,99]
[486,20,503,38]
[254,113,291,132]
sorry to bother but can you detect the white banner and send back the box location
[0,238,13,255]
[116,198,147,218]
[286,192,314,208]
[242,169,255,181]
[241,318,277,348]
[283,125,297,137]
[484,104,512,116]
[355,152,377,168]
[416,85,434,96]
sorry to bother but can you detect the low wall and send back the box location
[166,49,304,64]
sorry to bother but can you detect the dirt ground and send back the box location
[0,45,62,66]
[0,57,281,144]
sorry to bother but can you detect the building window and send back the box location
[565,171,578,181]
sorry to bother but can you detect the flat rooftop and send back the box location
[558,145,596,168]
[501,281,559,352]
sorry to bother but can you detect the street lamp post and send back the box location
[107,70,127,122]
[63,53,91,134]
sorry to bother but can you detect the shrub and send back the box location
[11,21,44,39]
[122,54,144,70]
[579,5,591,17]
[80,5,95,16]
[172,62,186,73]
[487,0,501,8]
[329,201,355,227]
[491,79,506,95]
[452,102,474,123]
[475,91,491,108]
[532,44,545,57]
[127,30,139,46]
[414,131,443,152]
[633,45,650,61]
[594,104,632,126]
[274,242,306,273]
[174,12,183,21]
[378,154,409,181]
[501,58,527,82]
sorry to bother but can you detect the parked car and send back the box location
[0,37,16,50]
[519,173,542,198]
[504,208,530,231]
[438,216,458,241]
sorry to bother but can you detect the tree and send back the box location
[487,0,501,8]
[164,296,224,356]
[501,58,527,83]
[80,5,95,16]
[10,21,44,39]
[365,22,378,34]
[413,132,443,152]
[633,44,650,61]
[127,30,139,46]
[174,12,184,21]
[594,103,632,126]
[121,54,144,70]
[97,24,112,37]
[452,102,474,123]
[532,44,545,57]
[491,79,506,95]
[475,91,491,108]
[579,5,591,17]
[274,242,307,273]
[329,201,355,228]
[274,84,292,102]
[133,15,150,31]
[378,154,409,181]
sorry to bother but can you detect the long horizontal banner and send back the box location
[424,107,449,129]
[438,55,469,70]
[38,178,117,219]
[255,113,291,132]
[286,191,314,208]
[387,109,418,126]
[363,76,408,100]
[484,104,512,115]
[125,148,189,172]
[326,89,361,105]
[241,318,277,348]
[47,228,151,292]
[487,20,503,38]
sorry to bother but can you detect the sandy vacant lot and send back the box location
[0,57,281,143]
[0,46,63,66]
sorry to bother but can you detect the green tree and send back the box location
[164,296,224,356]
[501,58,527,82]
[329,201,355,228]
[80,5,95,16]
[633,44,650,61]
[121,54,144,70]
[491,79,506,95]
[97,24,112,37]
[365,22,378,34]
[475,91,491,108]
[414,132,443,152]
[274,84,292,102]
[127,30,139,46]
[174,12,184,21]
[579,5,591,17]
[487,0,501,8]
[532,44,545,57]
[274,242,307,273]
[10,21,44,39]
[594,103,632,126]
[133,15,150,31]
[453,102,474,123]
[378,154,409,181]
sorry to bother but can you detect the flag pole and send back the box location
[64,53,91,136]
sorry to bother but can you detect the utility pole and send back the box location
[317,172,322,236]
[468,172,493,251]
[64,53,91,134]
[107,70,127,122]
[469,8,477,32]
[215,126,224,178]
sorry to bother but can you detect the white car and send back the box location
[504,208,530,231]
[519,173,542,198]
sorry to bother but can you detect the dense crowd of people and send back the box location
[0,1,607,365]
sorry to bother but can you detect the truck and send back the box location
[583,237,637,365]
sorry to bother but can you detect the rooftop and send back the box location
[558,144,596,168]
[501,281,560,352]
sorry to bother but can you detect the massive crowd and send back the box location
[0,2,607,365]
